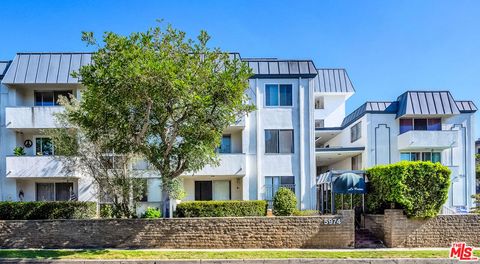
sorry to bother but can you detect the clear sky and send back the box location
[1,0,479,137]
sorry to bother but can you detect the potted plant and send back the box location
[13,146,26,156]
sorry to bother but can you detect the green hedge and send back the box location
[0,201,97,220]
[367,161,451,218]
[175,200,267,217]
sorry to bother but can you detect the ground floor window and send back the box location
[265,176,295,205]
[400,151,441,163]
[351,154,362,170]
[194,180,231,201]
[36,182,74,201]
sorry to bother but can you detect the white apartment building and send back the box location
[0,52,476,213]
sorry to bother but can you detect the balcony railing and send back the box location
[397,130,458,150]
[6,156,74,178]
[5,106,65,129]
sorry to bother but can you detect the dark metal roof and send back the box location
[396,91,460,118]
[341,101,398,127]
[455,101,477,113]
[2,53,92,84]
[0,61,11,80]
[242,58,317,78]
[339,91,476,129]
[314,69,355,93]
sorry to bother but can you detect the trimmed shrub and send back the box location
[292,209,319,216]
[367,161,451,218]
[142,207,161,218]
[99,203,113,218]
[273,187,297,216]
[0,201,97,220]
[175,200,267,217]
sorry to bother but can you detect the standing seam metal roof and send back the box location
[314,69,355,93]
[242,58,317,78]
[396,91,460,118]
[341,91,476,128]
[2,53,92,84]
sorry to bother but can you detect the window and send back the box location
[194,180,231,201]
[414,119,427,130]
[218,135,231,153]
[265,129,294,153]
[315,96,324,109]
[195,181,212,201]
[350,122,362,143]
[315,119,325,129]
[34,90,72,106]
[265,84,292,106]
[265,176,295,203]
[399,119,413,134]
[400,151,441,163]
[399,118,442,134]
[36,182,74,201]
[35,137,53,156]
[351,155,362,170]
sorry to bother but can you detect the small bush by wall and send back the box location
[0,201,97,220]
[367,161,451,218]
[142,207,161,218]
[273,187,297,216]
[175,200,267,217]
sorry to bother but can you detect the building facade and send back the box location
[0,52,476,213]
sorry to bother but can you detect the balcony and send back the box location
[226,116,245,131]
[6,156,74,178]
[397,130,458,150]
[192,154,246,176]
[5,106,64,129]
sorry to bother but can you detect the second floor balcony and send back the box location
[5,106,64,129]
[192,153,246,176]
[6,156,74,178]
[397,130,458,150]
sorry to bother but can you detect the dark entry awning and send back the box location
[333,172,366,194]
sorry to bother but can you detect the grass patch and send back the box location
[0,249,473,260]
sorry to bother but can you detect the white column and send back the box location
[255,78,262,200]
[299,78,305,209]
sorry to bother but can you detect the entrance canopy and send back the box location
[316,170,366,214]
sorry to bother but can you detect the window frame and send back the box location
[265,129,294,154]
[350,122,362,143]
[399,118,442,134]
[315,96,325,109]
[218,135,232,153]
[34,90,73,106]
[264,84,293,107]
[35,182,74,201]
[34,136,54,156]
[399,151,442,163]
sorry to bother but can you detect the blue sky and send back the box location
[1,0,479,136]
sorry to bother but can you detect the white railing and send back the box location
[5,106,65,129]
[6,156,74,178]
[397,130,458,150]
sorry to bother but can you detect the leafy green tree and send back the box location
[63,23,253,216]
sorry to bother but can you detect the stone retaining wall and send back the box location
[366,209,480,248]
[0,210,354,249]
